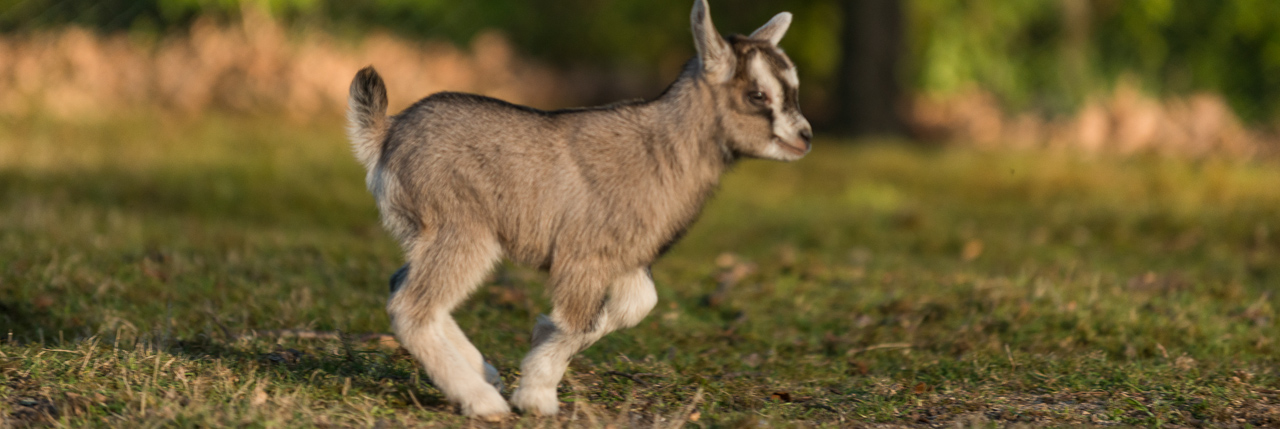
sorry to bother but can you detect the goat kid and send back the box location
[347,0,810,419]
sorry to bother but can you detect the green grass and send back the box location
[2,113,1279,427]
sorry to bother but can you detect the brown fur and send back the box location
[346,0,810,418]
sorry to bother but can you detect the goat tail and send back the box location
[347,66,390,171]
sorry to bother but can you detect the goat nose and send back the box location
[799,128,813,143]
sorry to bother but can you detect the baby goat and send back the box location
[347,0,810,419]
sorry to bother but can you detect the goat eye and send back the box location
[747,91,767,103]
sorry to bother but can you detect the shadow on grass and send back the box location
[169,333,454,409]
[0,286,437,408]
[0,299,88,343]
[0,167,375,230]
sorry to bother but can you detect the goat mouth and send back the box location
[775,138,808,156]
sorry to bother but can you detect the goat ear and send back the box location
[691,0,732,81]
[750,12,792,46]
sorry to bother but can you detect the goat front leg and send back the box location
[510,268,658,415]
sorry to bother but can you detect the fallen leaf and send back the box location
[251,383,268,406]
[848,359,870,375]
[715,253,737,268]
[778,244,798,269]
[33,295,54,309]
[264,348,305,365]
[961,239,983,261]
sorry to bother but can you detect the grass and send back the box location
[1,112,1278,427]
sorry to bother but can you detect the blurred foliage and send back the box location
[912,0,1280,122]
[3,0,1280,122]
[0,0,837,74]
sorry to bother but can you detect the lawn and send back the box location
[1,113,1278,427]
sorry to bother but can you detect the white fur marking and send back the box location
[751,56,800,145]
[750,56,782,109]
[782,66,800,87]
[762,143,789,160]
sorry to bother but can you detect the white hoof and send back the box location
[459,386,511,421]
[483,361,504,391]
[509,387,560,416]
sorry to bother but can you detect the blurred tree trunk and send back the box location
[835,0,906,138]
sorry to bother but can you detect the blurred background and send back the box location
[2,3,1279,426]
[2,0,1279,156]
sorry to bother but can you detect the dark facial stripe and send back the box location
[773,67,800,114]
[727,36,799,114]
[757,47,792,73]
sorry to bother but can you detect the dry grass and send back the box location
[2,113,1279,426]
[3,15,1279,160]
[0,11,563,121]
[912,81,1274,158]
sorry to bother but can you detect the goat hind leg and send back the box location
[391,264,494,388]
[440,317,503,390]
[389,232,509,419]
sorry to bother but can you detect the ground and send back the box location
[1,113,1278,427]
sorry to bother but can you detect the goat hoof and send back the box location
[510,387,560,416]
[460,387,511,420]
